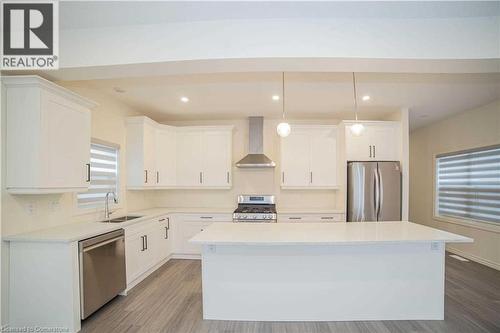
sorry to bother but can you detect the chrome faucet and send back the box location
[105,192,118,221]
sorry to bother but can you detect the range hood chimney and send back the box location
[236,117,276,168]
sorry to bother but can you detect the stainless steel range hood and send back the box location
[236,117,276,168]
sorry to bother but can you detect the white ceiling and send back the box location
[60,2,500,29]
[64,72,500,130]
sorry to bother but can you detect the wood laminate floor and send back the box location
[81,255,500,333]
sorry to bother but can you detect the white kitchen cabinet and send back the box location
[278,213,345,223]
[174,213,232,255]
[280,125,338,189]
[344,121,401,161]
[202,130,232,187]
[124,221,158,284]
[128,117,233,190]
[124,215,173,287]
[155,216,173,261]
[176,127,233,188]
[176,130,203,187]
[3,76,96,194]
[156,127,177,187]
[126,117,159,188]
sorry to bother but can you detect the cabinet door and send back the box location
[180,222,211,254]
[281,130,310,187]
[370,124,400,161]
[310,129,337,187]
[345,125,371,161]
[176,131,203,186]
[156,218,172,261]
[143,122,157,187]
[156,128,176,187]
[42,91,91,188]
[125,233,148,283]
[202,130,231,187]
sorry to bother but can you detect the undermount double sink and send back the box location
[100,215,143,223]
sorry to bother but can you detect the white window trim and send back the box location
[73,139,123,216]
[432,148,500,234]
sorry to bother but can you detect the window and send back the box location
[77,142,119,209]
[436,145,500,224]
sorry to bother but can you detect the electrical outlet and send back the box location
[24,202,36,215]
[431,242,440,251]
[49,200,60,213]
[207,244,216,253]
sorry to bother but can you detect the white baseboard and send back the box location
[447,247,500,271]
[172,253,201,260]
[123,255,173,294]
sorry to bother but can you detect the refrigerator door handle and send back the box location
[377,167,384,220]
[373,167,379,221]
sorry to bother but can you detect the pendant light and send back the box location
[350,72,365,136]
[276,72,291,137]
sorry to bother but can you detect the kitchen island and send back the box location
[190,221,472,322]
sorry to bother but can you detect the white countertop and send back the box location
[4,207,233,243]
[190,221,473,245]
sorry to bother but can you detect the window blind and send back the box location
[77,143,119,209]
[436,146,500,224]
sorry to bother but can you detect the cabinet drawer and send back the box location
[179,213,232,222]
[278,213,345,223]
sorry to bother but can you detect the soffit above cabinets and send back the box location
[62,72,500,130]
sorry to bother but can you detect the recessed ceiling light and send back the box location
[272,95,280,101]
[362,95,371,101]
[180,96,189,103]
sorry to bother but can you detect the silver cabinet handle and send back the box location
[200,216,213,219]
[199,172,203,184]
[144,235,148,250]
[369,145,372,158]
[159,217,170,229]
[165,227,168,239]
[156,171,159,184]
[227,171,230,184]
[282,172,285,184]
[289,217,302,220]
[310,171,313,184]
[86,163,91,182]
[140,236,145,251]
[321,216,334,220]
[144,170,148,183]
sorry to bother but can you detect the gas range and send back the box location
[233,195,277,223]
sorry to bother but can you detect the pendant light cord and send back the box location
[352,72,359,121]
[282,72,286,120]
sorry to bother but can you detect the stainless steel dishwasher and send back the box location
[79,229,126,319]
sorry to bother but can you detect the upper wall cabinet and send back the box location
[3,76,96,194]
[280,125,338,189]
[344,121,401,161]
[127,117,159,188]
[176,128,232,188]
[126,116,233,190]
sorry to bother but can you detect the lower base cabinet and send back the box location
[173,213,232,255]
[125,215,172,285]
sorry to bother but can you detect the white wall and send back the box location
[153,118,343,211]
[60,16,499,69]
[410,100,500,270]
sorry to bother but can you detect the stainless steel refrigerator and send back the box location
[347,161,402,222]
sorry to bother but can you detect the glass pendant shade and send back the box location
[277,122,291,137]
[350,123,365,136]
